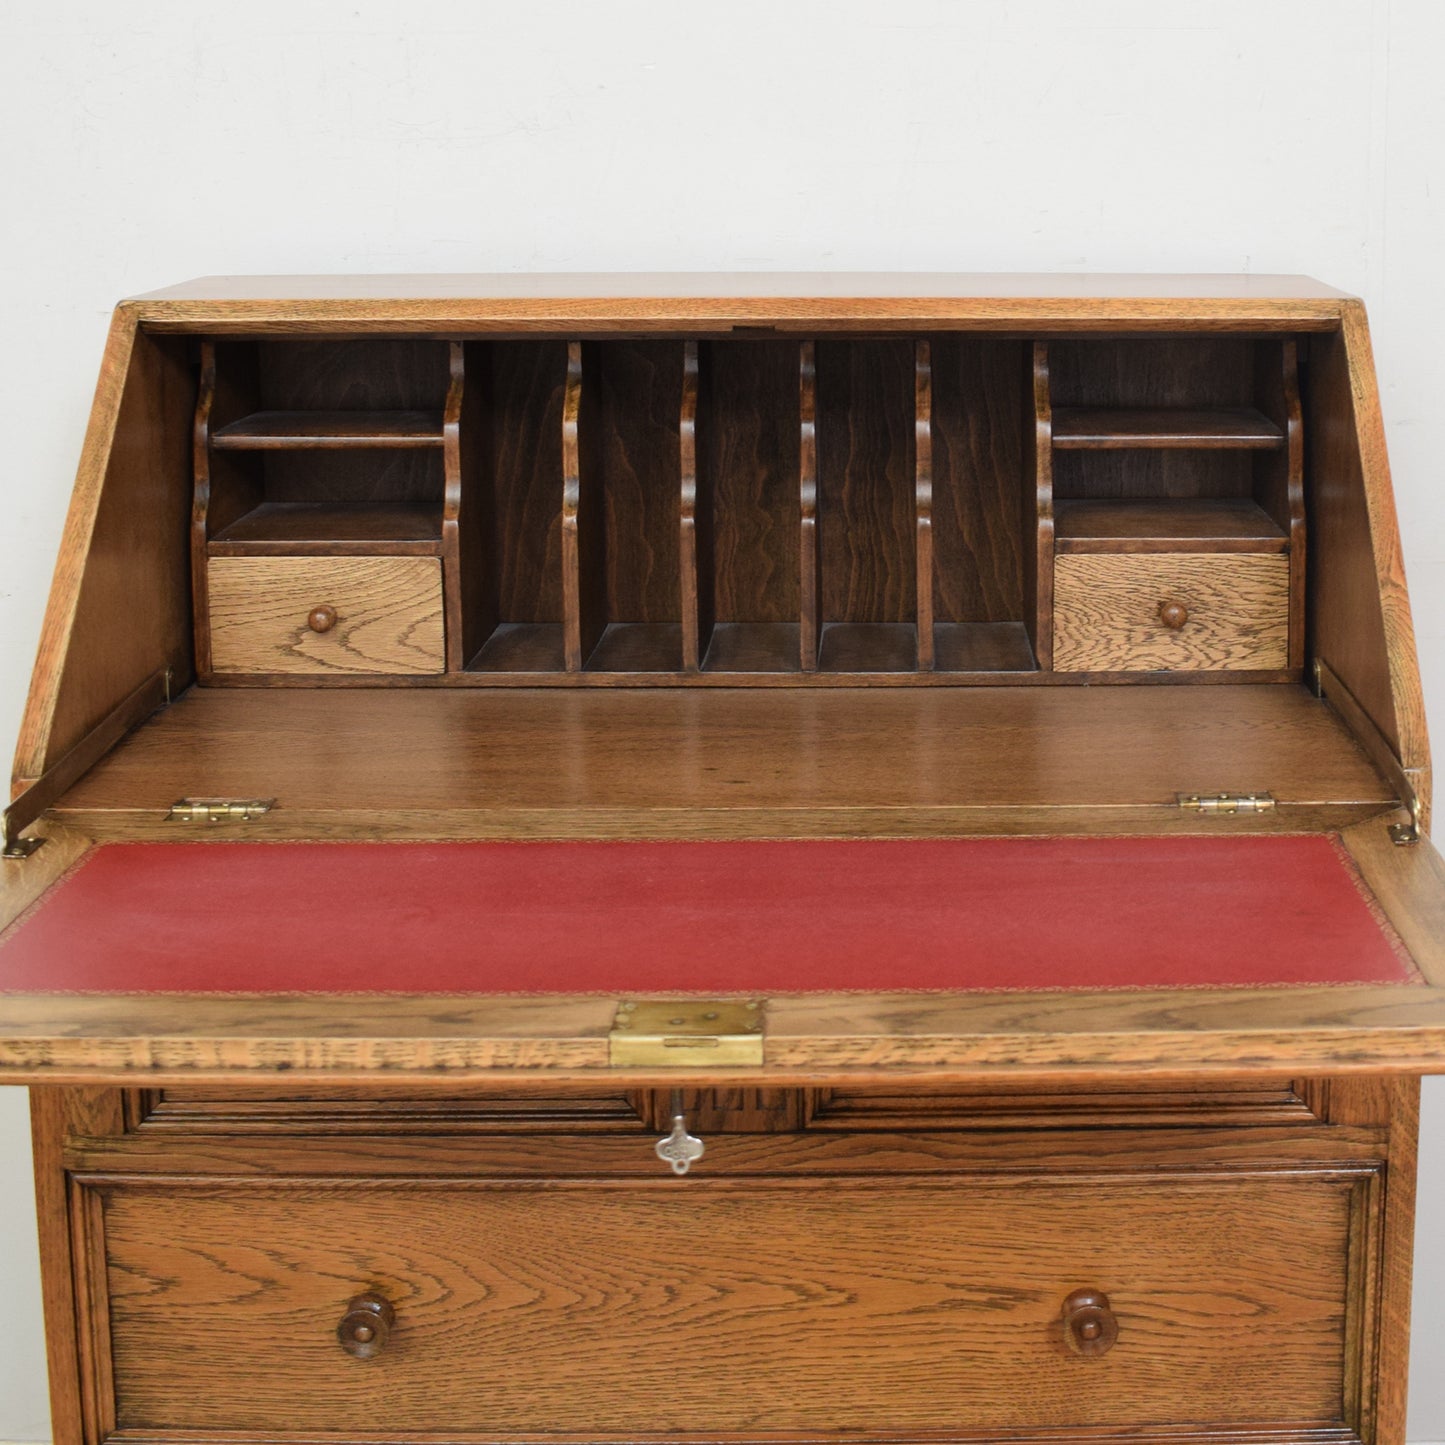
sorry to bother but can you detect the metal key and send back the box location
[654,1091,704,1175]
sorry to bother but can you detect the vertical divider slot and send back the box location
[574,341,684,672]
[463,341,569,673]
[800,341,821,672]
[1025,342,1055,670]
[814,338,917,672]
[562,342,605,670]
[680,341,714,671]
[915,340,935,671]
[1255,339,1306,668]
[192,340,263,680]
[440,342,465,672]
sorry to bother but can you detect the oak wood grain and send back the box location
[98,1174,1356,1435]
[1309,304,1431,824]
[5,976,1445,1085]
[123,273,1354,338]
[44,683,1392,839]
[1054,554,1289,673]
[208,557,445,675]
[14,316,195,783]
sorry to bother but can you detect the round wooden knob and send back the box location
[308,605,338,634]
[1158,600,1189,630]
[1061,1288,1118,1357]
[337,1293,394,1359]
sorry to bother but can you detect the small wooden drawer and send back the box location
[1053,552,1289,672]
[207,556,445,675]
[100,1171,1355,1438]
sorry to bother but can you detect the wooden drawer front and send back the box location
[104,1174,1354,1437]
[1053,553,1289,672]
[208,556,445,675]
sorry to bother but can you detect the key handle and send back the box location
[655,1114,705,1175]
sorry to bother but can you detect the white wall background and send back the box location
[0,0,1443,1437]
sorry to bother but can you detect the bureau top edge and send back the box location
[120,273,1354,334]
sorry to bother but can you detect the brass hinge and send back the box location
[609,999,765,1068]
[1389,795,1424,847]
[1177,791,1277,816]
[166,797,275,824]
[2,832,45,860]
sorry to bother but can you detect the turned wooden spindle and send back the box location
[337,1293,395,1359]
[1060,1288,1118,1357]
[307,605,338,634]
[1157,600,1189,631]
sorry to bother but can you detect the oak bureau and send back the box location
[2,274,1445,1445]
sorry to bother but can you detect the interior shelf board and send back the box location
[468,623,568,674]
[1051,407,1285,450]
[212,410,446,450]
[1054,498,1288,554]
[48,685,1395,841]
[585,623,684,674]
[208,501,444,555]
[819,623,919,674]
[703,622,802,674]
[933,622,1038,673]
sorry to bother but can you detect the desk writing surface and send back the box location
[0,837,1419,996]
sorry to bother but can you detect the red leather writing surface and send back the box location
[0,837,1416,995]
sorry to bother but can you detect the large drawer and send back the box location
[101,1171,1357,1437]
[207,555,446,675]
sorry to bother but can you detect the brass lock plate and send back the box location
[609,999,765,1068]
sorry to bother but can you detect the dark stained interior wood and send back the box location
[462,341,568,671]
[251,339,451,411]
[211,411,444,449]
[700,341,802,623]
[208,501,443,554]
[1054,498,1287,553]
[1052,407,1284,449]
[45,683,1393,841]
[584,340,684,627]
[815,340,916,629]
[1051,448,1254,502]
[929,337,1027,625]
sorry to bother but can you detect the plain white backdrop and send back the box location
[2,0,1444,1437]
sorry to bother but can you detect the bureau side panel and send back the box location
[13,312,194,791]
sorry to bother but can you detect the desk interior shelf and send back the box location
[211,411,446,449]
[189,330,1306,683]
[1051,407,1284,450]
[1054,498,1288,553]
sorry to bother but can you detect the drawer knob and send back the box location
[1158,600,1189,630]
[1061,1288,1118,1357]
[338,1293,395,1359]
[308,605,339,634]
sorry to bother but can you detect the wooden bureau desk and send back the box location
[2,274,1444,1445]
